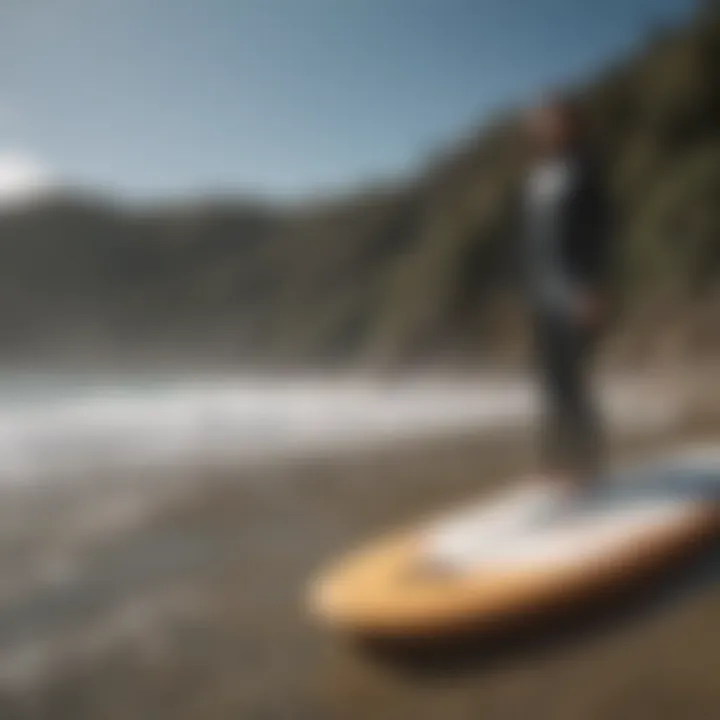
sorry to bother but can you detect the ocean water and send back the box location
[0,373,680,486]
[0,374,530,485]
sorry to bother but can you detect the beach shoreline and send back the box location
[0,404,716,719]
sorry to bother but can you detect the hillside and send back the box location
[1,9,719,370]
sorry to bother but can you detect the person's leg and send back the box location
[559,320,603,482]
[534,312,603,488]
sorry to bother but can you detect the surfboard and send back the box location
[308,450,720,639]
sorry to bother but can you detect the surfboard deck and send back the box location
[308,451,720,639]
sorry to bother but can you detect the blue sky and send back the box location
[0,0,698,200]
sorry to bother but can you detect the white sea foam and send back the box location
[0,374,682,485]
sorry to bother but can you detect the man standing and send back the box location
[521,95,612,491]
[418,96,614,571]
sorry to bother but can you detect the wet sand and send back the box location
[0,418,717,719]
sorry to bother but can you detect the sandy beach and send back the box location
[0,381,715,720]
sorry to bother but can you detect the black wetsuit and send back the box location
[521,153,612,477]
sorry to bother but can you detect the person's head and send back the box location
[525,94,584,157]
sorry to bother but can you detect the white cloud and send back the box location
[0,152,55,206]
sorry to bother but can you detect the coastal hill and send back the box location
[1,8,718,369]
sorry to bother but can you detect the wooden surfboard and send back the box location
[308,451,720,639]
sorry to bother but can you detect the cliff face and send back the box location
[1,13,719,370]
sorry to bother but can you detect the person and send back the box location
[423,94,614,572]
[519,94,613,493]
